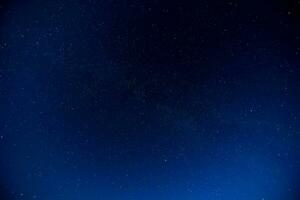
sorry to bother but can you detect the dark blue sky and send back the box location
[1,0,300,199]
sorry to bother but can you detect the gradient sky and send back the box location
[1,0,300,199]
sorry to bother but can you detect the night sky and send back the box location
[1,0,300,199]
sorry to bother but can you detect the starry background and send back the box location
[0,0,300,199]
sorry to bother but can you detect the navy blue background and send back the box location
[1,0,300,199]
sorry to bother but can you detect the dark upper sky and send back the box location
[0,0,300,199]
